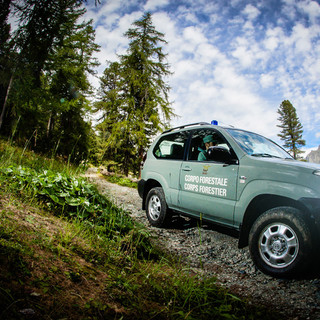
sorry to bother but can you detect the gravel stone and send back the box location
[85,168,320,320]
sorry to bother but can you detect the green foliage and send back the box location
[102,174,138,188]
[103,261,271,320]
[277,100,306,159]
[95,13,176,176]
[0,0,99,163]
[1,166,134,237]
[0,138,87,174]
[0,0,14,134]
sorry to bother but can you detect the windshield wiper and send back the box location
[251,153,281,158]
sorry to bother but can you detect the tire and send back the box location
[249,207,313,278]
[145,187,171,227]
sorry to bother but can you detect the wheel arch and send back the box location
[141,179,162,210]
[238,194,313,248]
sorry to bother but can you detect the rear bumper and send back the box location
[138,179,146,199]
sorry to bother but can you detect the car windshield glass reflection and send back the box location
[226,129,293,159]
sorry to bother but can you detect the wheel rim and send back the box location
[258,223,299,269]
[148,195,161,221]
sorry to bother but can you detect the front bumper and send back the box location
[299,197,320,238]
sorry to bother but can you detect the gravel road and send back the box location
[85,168,320,320]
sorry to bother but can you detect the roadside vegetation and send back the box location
[0,138,278,319]
[99,172,138,189]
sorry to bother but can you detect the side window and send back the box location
[153,131,189,160]
[188,129,231,162]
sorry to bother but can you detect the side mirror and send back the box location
[207,146,236,164]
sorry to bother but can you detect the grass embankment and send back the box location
[0,139,277,319]
[100,173,138,189]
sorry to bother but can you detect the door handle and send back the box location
[182,166,192,171]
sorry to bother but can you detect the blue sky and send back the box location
[84,0,320,154]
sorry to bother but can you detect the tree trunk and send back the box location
[0,74,13,131]
[47,113,52,137]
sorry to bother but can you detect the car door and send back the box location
[151,130,190,207]
[178,128,239,227]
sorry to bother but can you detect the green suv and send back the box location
[138,122,320,278]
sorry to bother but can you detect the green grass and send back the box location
[0,138,279,319]
[100,171,138,188]
[0,137,86,175]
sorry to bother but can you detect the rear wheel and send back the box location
[146,187,171,227]
[249,207,313,278]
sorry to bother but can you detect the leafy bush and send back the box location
[1,166,134,238]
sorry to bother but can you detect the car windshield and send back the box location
[226,129,293,159]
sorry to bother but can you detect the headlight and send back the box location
[313,170,320,176]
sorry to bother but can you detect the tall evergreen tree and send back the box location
[277,100,306,159]
[1,0,77,135]
[0,0,99,162]
[0,0,14,133]
[95,62,126,164]
[41,16,99,161]
[96,12,175,176]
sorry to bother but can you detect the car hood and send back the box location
[247,156,320,171]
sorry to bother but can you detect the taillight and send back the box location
[141,153,147,169]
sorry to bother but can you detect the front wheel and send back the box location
[146,187,171,227]
[249,207,313,278]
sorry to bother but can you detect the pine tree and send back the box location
[43,17,100,161]
[0,0,14,133]
[277,100,306,159]
[94,62,126,164]
[96,13,175,176]
[1,0,99,161]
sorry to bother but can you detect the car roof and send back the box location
[161,122,264,137]
[161,122,219,134]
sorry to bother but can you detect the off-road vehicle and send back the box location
[138,121,320,277]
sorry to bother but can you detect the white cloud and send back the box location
[231,37,268,69]
[196,43,223,65]
[260,74,274,88]
[173,59,201,78]
[84,0,320,149]
[291,23,312,53]
[264,27,283,51]
[84,0,126,28]
[170,52,279,138]
[282,0,298,20]
[298,0,320,24]
[242,4,261,20]
[183,26,207,45]
[144,0,170,11]
[232,45,252,68]
[152,11,177,40]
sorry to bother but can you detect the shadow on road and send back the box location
[167,214,239,238]
[165,213,320,280]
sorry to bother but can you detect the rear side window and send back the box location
[153,131,189,160]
